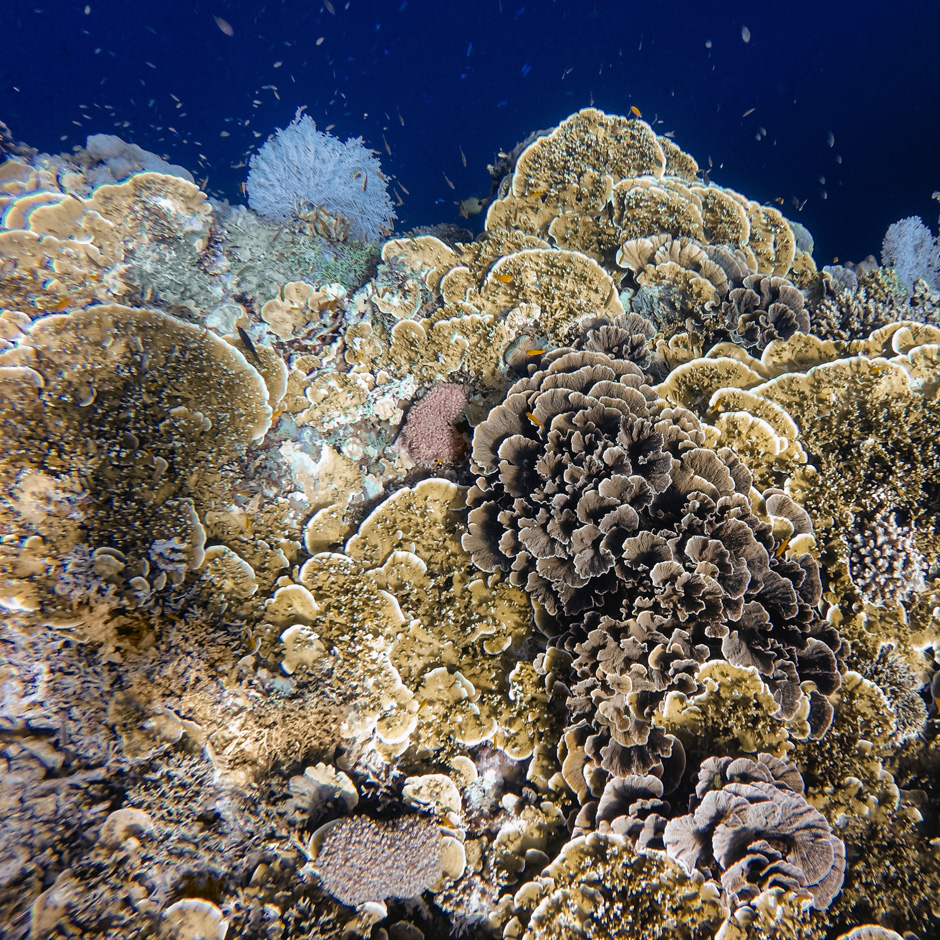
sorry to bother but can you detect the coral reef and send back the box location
[1,106,938,940]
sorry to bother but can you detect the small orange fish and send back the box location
[493,273,514,283]
[775,196,784,204]
[833,256,839,263]
[630,105,642,118]
[526,411,543,427]
[527,348,546,356]
[529,190,546,197]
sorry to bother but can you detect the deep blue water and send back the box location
[3,0,939,264]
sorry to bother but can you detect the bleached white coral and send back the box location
[246,111,395,241]
[881,215,940,294]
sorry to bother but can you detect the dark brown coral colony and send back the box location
[463,344,842,800]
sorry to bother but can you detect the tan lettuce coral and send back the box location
[0,303,271,618]
[657,661,813,759]
[261,280,346,340]
[511,832,727,940]
[259,479,550,764]
[342,236,617,396]
[484,107,799,280]
[659,325,940,598]
[0,170,213,314]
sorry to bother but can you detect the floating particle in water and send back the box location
[741,25,751,42]
[827,130,835,147]
[521,62,532,76]
[213,14,233,35]
[705,38,712,48]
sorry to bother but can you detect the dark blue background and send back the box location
[3,0,939,264]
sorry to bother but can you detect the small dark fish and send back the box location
[237,327,264,368]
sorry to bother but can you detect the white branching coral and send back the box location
[247,110,396,241]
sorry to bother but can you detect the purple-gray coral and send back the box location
[723,273,810,352]
[463,347,841,791]
[664,754,846,909]
[247,111,396,241]
[310,815,443,907]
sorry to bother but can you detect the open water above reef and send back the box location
[3,0,940,262]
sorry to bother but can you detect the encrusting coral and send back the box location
[399,382,469,468]
[1,104,938,940]
[304,815,445,907]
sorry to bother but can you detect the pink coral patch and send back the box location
[400,383,469,468]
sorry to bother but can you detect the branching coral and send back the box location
[845,500,927,607]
